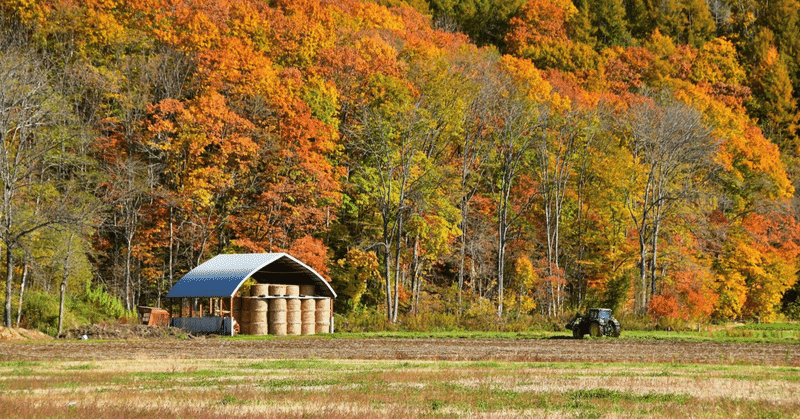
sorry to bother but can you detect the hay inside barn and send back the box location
[161,253,336,336]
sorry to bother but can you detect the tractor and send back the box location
[566,308,621,338]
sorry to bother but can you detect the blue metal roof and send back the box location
[166,253,336,298]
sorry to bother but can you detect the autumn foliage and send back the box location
[3,0,800,330]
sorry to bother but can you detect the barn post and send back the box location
[229,296,234,336]
[167,298,173,320]
[330,299,334,333]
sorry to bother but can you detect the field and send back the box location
[1,332,800,419]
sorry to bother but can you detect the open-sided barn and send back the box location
[163,253,336,336]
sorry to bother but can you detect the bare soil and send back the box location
[1,334,798,365]
[56,323,187,340]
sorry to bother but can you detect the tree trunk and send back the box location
[458,198,468,316]
[497,195,507,319]
[58,233,74,335]
[15,262,27,327]
[125,235,132,311]
[4,243,13,328]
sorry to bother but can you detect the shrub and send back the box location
[70,281,126,323]
[20,290,62,334]
[335,305,394,332]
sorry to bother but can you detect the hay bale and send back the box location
[285,285,300,297]
[268,298,287,336]
[301,298,316,335]
[269,284,287,296]
[240,297,252,335]
[250,284,270,297]
[250,322,269,336]
[287,298,301,335]
[315,298,331,334]
[250,298,268,312]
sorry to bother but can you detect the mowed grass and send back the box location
[0,358,798,418]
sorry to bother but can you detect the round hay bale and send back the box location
[301,299,316,335]
[287,298,301,312]
[287,299,301,335]
[287,323,301,335]
[315,298,331,334]
[315,297,331,314]
[240,297,252,335]
[268,297,287,336]
[299,284,315,296]
[250,322,269,336]
[269,297,287,313]
[269,321,287,336]
[285,285,300,297]
[250,284,270,297]
[301,298,315,313]
[268,308,287,323]
[269,284,287,296]
[250,298,269,312]
[251,308,268,325]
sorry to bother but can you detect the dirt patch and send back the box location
[1,337,799,366]
[0,327,52,342]
[57,323,188,340]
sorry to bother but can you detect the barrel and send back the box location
[315,298,331,334]
[285,285,300,297]
[301,298,316,335]
[269,284,287,296]
[300,285,315,296]
[240,297,252,335]
[250,284,270,297]
[268,298,287,336]
[286,298,301,335]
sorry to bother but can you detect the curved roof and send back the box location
[166,253,336,298]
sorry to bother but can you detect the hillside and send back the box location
[1,0,799,331]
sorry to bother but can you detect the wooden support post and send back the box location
[330,299,335,334]
[229,296,234,336]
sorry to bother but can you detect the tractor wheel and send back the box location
[610,322,621,337]
[589,322,604,338]
[572,328,583,339]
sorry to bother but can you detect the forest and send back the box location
[1,0,800,334]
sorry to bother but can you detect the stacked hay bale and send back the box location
[240,296,252,335]
[299,285,316,335]
[286,285,301,335]
[268,285,287,336]
[315,297,331,334]
[250,298,269,335]
[239,283,331,336]
[250,284,269,297]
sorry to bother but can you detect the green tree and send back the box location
[573,0,631,47]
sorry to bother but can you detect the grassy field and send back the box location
[1,356,798,418]
[319,326,800,344]
[1,325,799,418]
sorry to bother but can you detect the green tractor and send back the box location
[566,308,621,338]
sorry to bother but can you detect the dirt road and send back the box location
[2,337,798,365]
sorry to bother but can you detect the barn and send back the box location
[164,253,336,336]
